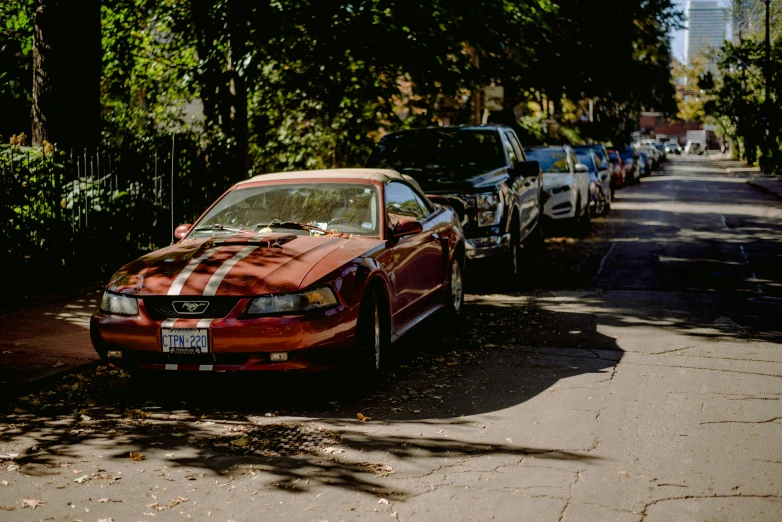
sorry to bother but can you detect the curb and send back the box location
[1,360,102,402]
[747,180,782,202]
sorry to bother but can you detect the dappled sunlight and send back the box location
[612,200,782,219]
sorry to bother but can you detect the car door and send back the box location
[506,131,538,232]
[385,181,444,328]
[569,149,589,213]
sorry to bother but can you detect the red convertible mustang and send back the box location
[91,169,465,375]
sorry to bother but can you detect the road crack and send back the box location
[700,417,781,425]
[640,494,782,520]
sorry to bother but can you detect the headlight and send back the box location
[473,192,502,227]
[246,286,338,315]
[100,291,138,315]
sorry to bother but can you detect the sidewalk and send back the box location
[0,293,100,397]
[713,156,782,200]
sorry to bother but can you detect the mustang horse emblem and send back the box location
[173,301,209,314]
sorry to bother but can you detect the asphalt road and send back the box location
[1,155,781,521]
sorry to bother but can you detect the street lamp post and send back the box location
[762,0,772,172]
[765,0,772,107]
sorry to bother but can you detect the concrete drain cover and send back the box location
[215,423,341,457]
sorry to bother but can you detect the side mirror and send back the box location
[575,164,589,174]
[517,160,541,178]
[392,217,424,239]
[174,223,192,240]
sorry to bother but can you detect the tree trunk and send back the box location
[32,0,101,149]
[190,2,249,182]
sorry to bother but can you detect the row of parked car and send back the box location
[91,124,666,377]
[368,125,665,275]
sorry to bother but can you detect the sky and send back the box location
[670,0,730,63]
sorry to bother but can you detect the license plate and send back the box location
[161,328,209,354]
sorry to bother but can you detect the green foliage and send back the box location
[705,38,782,171]
[0,0,34,140]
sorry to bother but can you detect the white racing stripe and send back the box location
[161,318,178,328]
[165,364,178,370]
[199,365,213,371]
[167,247,222,296]
[202,246,259,296]
[197,318,214,328]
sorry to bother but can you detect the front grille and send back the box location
[143,296,242,320]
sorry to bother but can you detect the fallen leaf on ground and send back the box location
[165,453,175,458]
[53,361,65,367]
[322,447,344,455]
[171,432,185,438]
[378,498,389,505]
[98,498,122,503]
[0,505,15,511]
[22,499,45,509]
[74,475,90,484]
[357,413,372,422]
[618,471,629,477]
[129,452,145,461]
[230,438,249,447]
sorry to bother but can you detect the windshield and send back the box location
[190,183,380,238]
[574,146,608,168]
[576,154,597,173]
[367,129,505,185]
[524,149,570,173]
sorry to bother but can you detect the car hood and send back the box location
[405,167,510,193]
[542,172,574,190]
[107,232,384,296]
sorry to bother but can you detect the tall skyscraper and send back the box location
[685,1,728,66]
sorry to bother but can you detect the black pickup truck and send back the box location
[367,125,542,279]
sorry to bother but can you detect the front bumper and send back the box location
[543,189,577,220]
[465,232,512,260]
[90,298,360,372]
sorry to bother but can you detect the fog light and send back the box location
[107,350,122,359]
[270,352,288,362]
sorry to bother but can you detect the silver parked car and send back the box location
[576,150,611,216]
[524,145,591,229]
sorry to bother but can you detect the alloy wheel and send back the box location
[450,260,463,313]
[372,300,381,370]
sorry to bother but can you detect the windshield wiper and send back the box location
[255,220,344,237]
[193,224,246,233]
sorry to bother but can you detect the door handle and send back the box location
[430,232,439,240]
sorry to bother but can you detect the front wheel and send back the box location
[591,191,606,217]
[445,259,464,317]
[352,290,385,375]
[504,218,522,282]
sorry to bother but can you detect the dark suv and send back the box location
[367,125,542,278]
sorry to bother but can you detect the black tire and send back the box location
[573,196,590,237]
[504,216,522,282]
[444,258,464,317]
[352,289,385,375]
[524,220,545,252]
[591,191,606,218]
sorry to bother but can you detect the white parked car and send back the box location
[524,145,591,228]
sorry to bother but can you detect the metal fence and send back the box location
[1,136,215,297]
